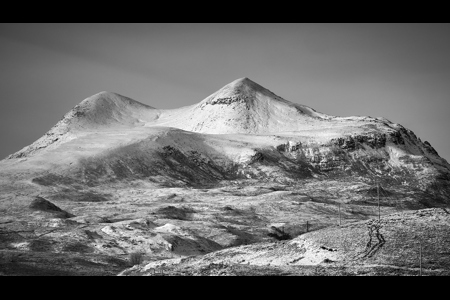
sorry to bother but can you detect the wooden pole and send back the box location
[377,182,380,221]
[419,242,422,276]
[339,203,341,226]
[306,221,309,233]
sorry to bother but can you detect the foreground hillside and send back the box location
[120,208,450,276]
[1,179,448,276]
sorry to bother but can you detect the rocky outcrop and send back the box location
[268,127,447,194]
[276,141,302,152]
[423,140,439,156]
[388,129,405,145]
[332,133,387,150]
[206,96,251,106]
[29,196,74,218]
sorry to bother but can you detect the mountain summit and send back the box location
[126,77,333,134]
[181,77,331,134]
[199,77,288,106]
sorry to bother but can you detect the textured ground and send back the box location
[119,208,450,276]
[2,177,448,276]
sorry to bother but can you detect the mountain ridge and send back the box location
[4,78,449,177]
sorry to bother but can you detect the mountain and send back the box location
[4,77,449,197]
[1,77,449,276]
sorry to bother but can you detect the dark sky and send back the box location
[1,23,449,162]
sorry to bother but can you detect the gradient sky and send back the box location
[1,23,449,162]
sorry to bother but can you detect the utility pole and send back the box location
[377,182,380,221]
[419,242,423,276]
[339,203,341,226]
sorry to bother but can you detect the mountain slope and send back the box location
[7,92,158,159]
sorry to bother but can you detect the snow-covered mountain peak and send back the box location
[214,77,267,97]
[77,91,155,112]
[168,78,333,134]
[200,77,286,106]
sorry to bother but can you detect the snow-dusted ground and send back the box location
[1,77,449,276]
